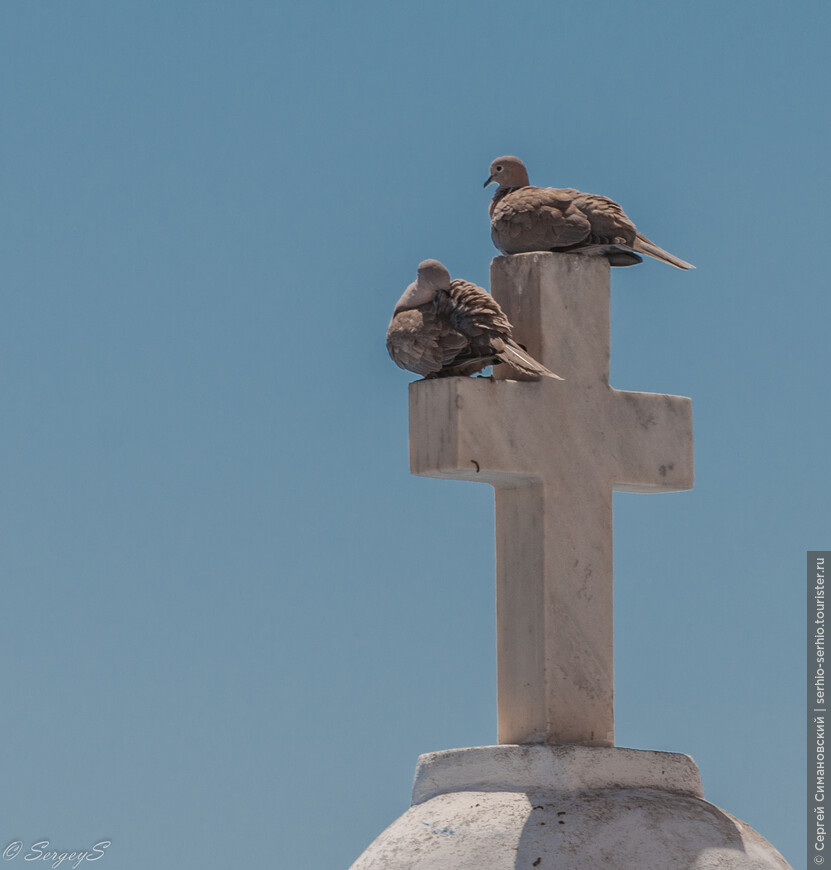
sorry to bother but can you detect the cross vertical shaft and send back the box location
[409,253,693,746]
[494,481,614,744]
[490,255,615,745]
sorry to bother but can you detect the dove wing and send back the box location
[439,279,512,338]
[490,187,592,254]
[436,280,562,379]
[568,191,637,246]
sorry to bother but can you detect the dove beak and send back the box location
[484,174,494,187]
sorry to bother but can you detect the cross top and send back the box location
[409,252,693,745]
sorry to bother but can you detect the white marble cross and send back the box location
[409,253,693,746]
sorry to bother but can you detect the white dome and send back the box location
[350,746,791,870]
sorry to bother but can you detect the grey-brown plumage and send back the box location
[386,260,563,380]
[485,156,695,270]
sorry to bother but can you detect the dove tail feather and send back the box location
[633,234,695,270]
[498,341,564,380]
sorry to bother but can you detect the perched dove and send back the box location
[386,260,563,380]
[485,156,694,270]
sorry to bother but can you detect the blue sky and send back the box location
[0,1,824,866]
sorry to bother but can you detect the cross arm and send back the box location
[608,389,694,493]
[409,377,552,486]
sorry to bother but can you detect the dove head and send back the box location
[392,260,451,315]
[484,156,530,189]
[416,259,451,291]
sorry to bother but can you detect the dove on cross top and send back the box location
[485,155,695,270]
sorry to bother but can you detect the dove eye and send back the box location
[496,165,503,172]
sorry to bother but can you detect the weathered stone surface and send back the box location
[411,744,703,804]
[349,746,791,870]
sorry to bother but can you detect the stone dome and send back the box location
[350,745,791,870]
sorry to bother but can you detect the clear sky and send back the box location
[0,1,824,866]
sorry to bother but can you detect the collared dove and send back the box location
[386,260,563,380]
[485,156,694,270]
